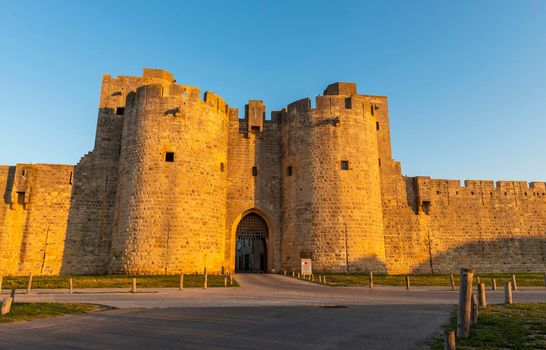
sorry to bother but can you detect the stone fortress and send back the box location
[1,68,545,276]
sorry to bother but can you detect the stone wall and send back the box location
[279,84,387,273]
[0,68,544,276]
[376,96,546,274]
[226,101,282,272]
[382,177,546,274]
[0,164,73,275]
[61,71,161,274]
[109,77,229,275]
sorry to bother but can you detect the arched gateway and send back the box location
[235,213,268,272]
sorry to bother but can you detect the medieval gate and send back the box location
[235,213,268,272]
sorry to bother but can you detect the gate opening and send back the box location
[235,213,268,273]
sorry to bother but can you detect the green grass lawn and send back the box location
[429,303,546,349]
[0,302,100,323]
[287,272,545,288]
[1,274,238,289]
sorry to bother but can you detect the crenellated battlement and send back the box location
[282,83,387,126]
[101,69,232,123]
[414,176,546,192]
[411,176,546,215]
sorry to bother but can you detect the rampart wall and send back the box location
[0,68,544,276]
[382,176,546,274]
[0,164,73,275]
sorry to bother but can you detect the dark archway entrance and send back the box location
[235,213,268,273]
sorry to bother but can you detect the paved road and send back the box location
[0,304,450,350]
[7,274,545,308]
[0,274,544,350]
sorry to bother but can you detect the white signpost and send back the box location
[301,258,312,276]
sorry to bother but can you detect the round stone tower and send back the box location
[280,82,387,272]
[109,69,229,274]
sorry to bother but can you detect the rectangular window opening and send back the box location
[376,122,380,130]
[165,152,175,162]
[16,192,25,205]
[287,166,293,176]
[252,166,258,176]
[340,160,349,170]
[422,200,431,215]
[116,107,125,115]
[220,162,225,172]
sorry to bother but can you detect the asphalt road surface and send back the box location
[0,274,544,349]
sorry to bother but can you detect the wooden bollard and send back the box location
[204,274,208,289]
[131,278,137,293]
[1,296,13,316]
[491,278,496,291]
[224,276,227,287]
[477,276,480,285]
[319,275,322,283]
[27,273,33,294]
[292,271,295,277]
[457,267,474,339]
[478,283,486,308]
[405,274,410,290]
[323,276,327,284]
[284,270,286,276]
[179,274,184,290]
[443,330,456,350]
[297,272,300,279]
[449,274,455,291]
[69,278,73,294]
[511,274,517,291]
[369,271,374,288]
[504,282,512,304]
[471,293,479,325]
[230,274,233,285]
[311,274,315,282]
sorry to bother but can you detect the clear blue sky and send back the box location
[1,0,545,181]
